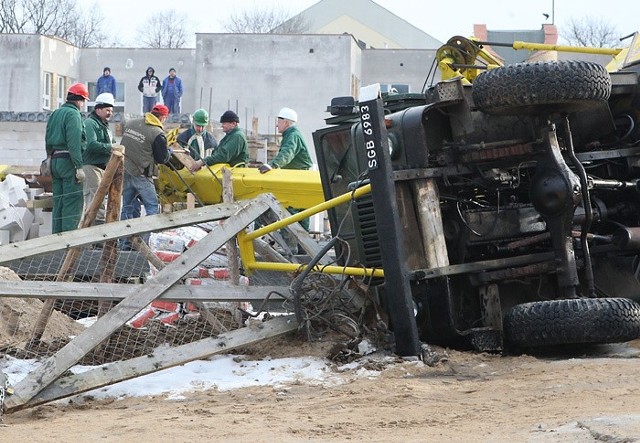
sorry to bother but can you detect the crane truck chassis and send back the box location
[312,37,640,355]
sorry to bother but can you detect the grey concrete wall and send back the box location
[0,122,45,167]
[0,120,120,167]
[361,49,440,93]
[40,36,81,83]
[0,35,42,112]
[79,48,196,116]
[195,33,359,157]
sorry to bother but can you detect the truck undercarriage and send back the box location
[313,45,640,354]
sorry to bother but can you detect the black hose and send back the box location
[563,117,595,297]
[291,236,340,338]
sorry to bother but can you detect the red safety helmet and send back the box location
[68,83,90,100]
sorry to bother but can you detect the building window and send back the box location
[56,76,66,109]
[380,83,409,94]
[43,72,52,110]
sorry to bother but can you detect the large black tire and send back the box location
[503,297,640,348]
[472,61,611,115]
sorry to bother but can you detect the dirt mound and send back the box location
[0,267,85,352]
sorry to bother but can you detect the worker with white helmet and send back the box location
[259,107,314,248]
[82,92,116,225]
[259,107,312,173]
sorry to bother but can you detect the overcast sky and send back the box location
[100,0,638,47]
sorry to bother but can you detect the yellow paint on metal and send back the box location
[0,165,10,180]
[157,163,324,209]
[236,183,382,278]
[248,261,384,278]
[512,41,622,56]
[244,183,372,241]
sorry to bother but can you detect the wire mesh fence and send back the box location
[0,154,378,414]
[0,226,251,364]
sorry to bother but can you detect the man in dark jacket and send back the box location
[95,67,116,97]
[189,110,248,172]
[137,67,162,114]
[120,104,172,224]
[161,68,183,114]
[82,92,116,225]
[177,109,217,160]
[45,83,88,233]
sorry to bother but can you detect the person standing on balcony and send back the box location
[95,67,116,97]
[161,68,183,114]
[137,67,162,114]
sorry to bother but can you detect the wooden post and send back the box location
[412,179,449,268]
[29,149,125,343]
[222,168,242,326]
[186,193,196,210]
[97,155,124,317]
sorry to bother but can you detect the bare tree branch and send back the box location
[223,5,309,34]
[0,0,21,33]
[67,3,107,48]
[136,10,191,48]
[0,0,108,48]
[560,16,621,48]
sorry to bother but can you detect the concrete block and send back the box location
[27,222,39,239]
[9,207,34,242]
[0,229,10,245]
[0,205,34,242]
[0,174,28,206]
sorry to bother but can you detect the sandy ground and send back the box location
[2,334,640,443]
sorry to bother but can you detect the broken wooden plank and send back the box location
[96,158,125,317]
[0,281,289,301]
[3,196,271,410]
[169,144,198,171]
[17,315,297,411]
[26,198,53,210]
[0,201,249,264]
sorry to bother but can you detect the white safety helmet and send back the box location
[94,92,115,107]
[278,107,297,122]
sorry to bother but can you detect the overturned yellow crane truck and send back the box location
[155,33,640,357]
[310,34,640,356]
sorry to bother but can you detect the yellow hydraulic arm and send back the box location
[436,33,637,83]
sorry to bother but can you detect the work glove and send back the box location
[75,168,86,183]
[258,164,273,174]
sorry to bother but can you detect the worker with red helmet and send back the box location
[119,104,173,249]
[45,82,89,233]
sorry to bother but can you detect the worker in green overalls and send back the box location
[45,83,88,233]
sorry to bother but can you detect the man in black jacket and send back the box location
[137,66,162,113]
